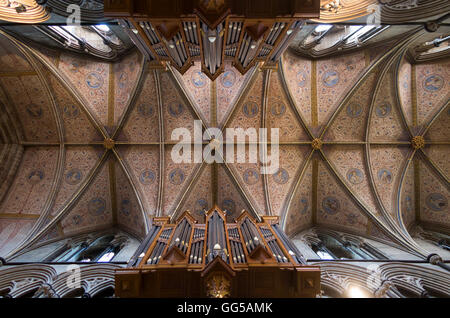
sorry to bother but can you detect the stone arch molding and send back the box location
[0,263,120,298]
[313,261,450,298]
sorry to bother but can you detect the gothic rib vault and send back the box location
[0,26,448,262]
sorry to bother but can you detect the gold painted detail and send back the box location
[311,138,322,150]
[205,273,231,298]
[103,138,115,150]
[411,136,425,150]
[311,60,318,126]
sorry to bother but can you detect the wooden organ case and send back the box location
[115,207,320,298]
[103,0,320,80]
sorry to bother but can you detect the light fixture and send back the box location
[347,285,369,298]
[208,36,217,43]
[96,24,110,32]
[315,24,332,33]
[286,29,293,35]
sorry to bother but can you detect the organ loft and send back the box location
[116,207,320,297]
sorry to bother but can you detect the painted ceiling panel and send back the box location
[324,144,384,219]
[316,160,368,236]
[281,51,312,126]
[424,105,450,142]
[0,33,32,72]
[0,75,58,142]
[47,71,103,143]
[284,158,313,237]
[50,146,104,216]
[369,145,411,218]
[323,71,378,142]
[120,71,160,142]
[226,70,264,132]
[117,145,159,217]
[58,52,110,127]
[317,51,366,129]
[162,145,200,215]
[217,164,252,222]
[0,147,58,215]
[113,50,142,126]
[369,69,410,142]
[398,59,413,128]
[0,218,34,257]
[400,161,416,231]
[177,61,211,125]
[114,159,146,238]
[423,145,450,178]
[419,159,449,227]
[179,163,213,223]
[226,144,267,215]
[267,145,310,216]
[160,71,199,141]
[415,61,450,130]
[217,63,251,127]
[267,70,310,142]
[33,45,61,69]
[60,161,113,237]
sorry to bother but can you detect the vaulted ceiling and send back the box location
[0,24,448,260]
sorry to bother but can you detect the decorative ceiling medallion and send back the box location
[346,103,363,118]
[88,197,106,216]
[404,195,413,213]
[296,70,308,87]
[72,214,83,225]
[411,136,425,150]
[242,101,259,118]
[311,138,322,150]
[346,168,364,185]
[322,197,339,215]
[426,193,447,212]
[191,70,207,88]
[27,170,44,184]
[195,198,208,216]
[168,102,185,117]
[322,70,339,87]
[169,168,185,185]
[270,101,286,117]
[137,103,155,117]
[423,74,444,92]
[63,104,80,118]
[300,198,308,215]
[221,70,236,88]
[26,103,43,118]
[139,169,156,185]
[243,168,259,185]
[377,169,393,184]
[65,168,83,185]
[273,168,289,184]
[221,198,235,215]
[375,102,391,118]
[86,72,104,89]
[103,138,115,149]
[120,199,131,216]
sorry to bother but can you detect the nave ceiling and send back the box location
[0,22,448,262]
